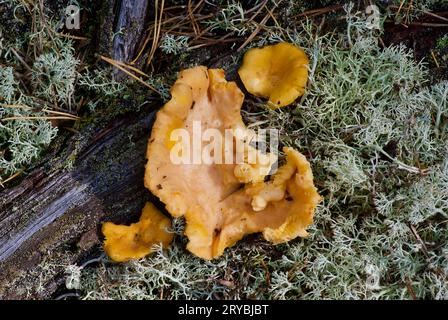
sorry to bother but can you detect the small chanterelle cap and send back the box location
[102,202,173,262]
[238,42,309,108]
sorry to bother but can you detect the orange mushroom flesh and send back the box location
[145,66,321,260]
[102,202,173,262]
[238,42,309,108]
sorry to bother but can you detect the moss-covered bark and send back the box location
[0,99,159,299]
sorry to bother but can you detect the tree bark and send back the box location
[99,0,151,79]
[113,0,151,65]
[0,0,154,299]
[0,105,158,299]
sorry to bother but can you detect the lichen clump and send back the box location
[83,5,448,299]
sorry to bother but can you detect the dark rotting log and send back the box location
[112,0,151,77]
[97,0,151,78]
[0,104,158,299]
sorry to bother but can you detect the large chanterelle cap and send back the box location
[144,66,321,260]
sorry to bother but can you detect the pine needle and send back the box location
[0,170,23,188]
[100,56,161,95]
[1,104,79,119]
[147,0,165,67]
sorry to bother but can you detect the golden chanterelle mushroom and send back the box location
[238,42,309,108]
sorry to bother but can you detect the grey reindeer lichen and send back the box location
[78,5,447,300]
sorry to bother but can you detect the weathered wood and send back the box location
[113,0,150,64]
[97,0,151,78]
[0,105,158,299]
[0,0,157,299]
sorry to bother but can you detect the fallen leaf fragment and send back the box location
[238,42,309,108]
[102,202,173,262]
[145,66,321,260]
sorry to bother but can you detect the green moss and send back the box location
[437,35,448,50]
